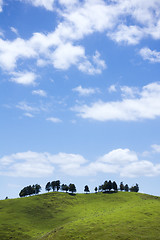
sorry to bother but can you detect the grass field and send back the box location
[0,191,160,239]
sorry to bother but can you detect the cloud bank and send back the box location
[1,148,160,178]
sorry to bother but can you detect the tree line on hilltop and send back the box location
[98,181,139,193]
[19,184,41,197]
[19,180,139,198]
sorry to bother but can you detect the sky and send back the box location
[0,0,160,199]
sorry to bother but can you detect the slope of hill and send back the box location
[0,192,160,240]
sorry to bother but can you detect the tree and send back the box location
[28,185,34,196]
[19,188,26,197]
[124,184,129,192]
[45,182,51,192]
[135,183,139,192]
[69,183,76,194]
[94,187,98,193]
[98,185,103,192]
[107,180,113,192]
[51,181,56,191]
[102,181,108,192]
[19,184,41,197]
[34,184,41,194]
[61,184,69,193]
[56,180,60,191]
[120,182,125,191]
[130,183,139,192]
[113,181,118,191]
[84,185,90,194]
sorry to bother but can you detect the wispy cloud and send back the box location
[151,144,160,153]
[139,47,160,63]
[24,112,34,118]
[108,25,144,45]
[46,117,62,123]
[32,89,47,97]
[0,0,3,12]
[22,0,55,11]
[10,71,37,85]
[72,85,98,96]
[16,101,39,112]
[108,85,117,93]
[10,27,19,36]
[78,51,106,75]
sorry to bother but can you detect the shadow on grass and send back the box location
[102,191,118,194]
[68,193,76,196]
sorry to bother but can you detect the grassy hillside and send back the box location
[0,192,160,240]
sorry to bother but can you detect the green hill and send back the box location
[0,192,160,240]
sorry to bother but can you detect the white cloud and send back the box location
[32,89,47,97]
[23,0,55,11]
[0,151,54,177]
[0,31,4,38]
[49,152,87,165]
[10,27,19,36]
[108,25,144,45]
[121,161,160,178]
[16,101,39,113]
[74,82,160,122]
[10,71,37,85]
[0,151,87,177]
[59,0,78,7]
[46,117,62,123]
[108,85,117,93]
[139,47,160,63]
[0,38,36,71]
[73,85,98,96]
[0,0,3,12]
[120,86,139,98]
[151,144,160,153]
[24,112,34,118]
[78,51,106,75]
[51,43,84,70]
[98,148,138,165]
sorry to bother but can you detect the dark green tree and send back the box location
[34,184,41,194]
[56,180,61,191]
[84,185,90,194]
[107,180,113,191]
[51,181,56,191]
[61,184,69,193]
[102,181,108,192]
[124,184,129,192]
[19,188,26,197]
[28,185,34,195]
[69,183,76,194]
[120,182,125,191]
[19,184,41,197]
[135,183,139,192]
[45,182,51,192]
[94,187,98,193]
[112,181,118,191]
[130,183,139,192]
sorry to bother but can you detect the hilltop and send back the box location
[0,192,160,240]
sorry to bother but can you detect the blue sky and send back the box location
[0,0,160,199]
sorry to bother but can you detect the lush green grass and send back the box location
[0,192,160,239]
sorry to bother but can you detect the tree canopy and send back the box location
[84,185,90,193]
[69,183,76,194]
